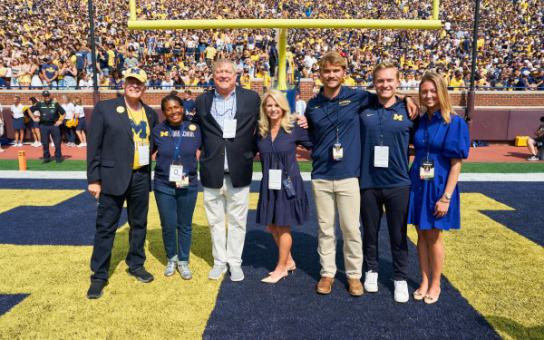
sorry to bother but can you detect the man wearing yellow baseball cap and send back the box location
[86,67,158,299]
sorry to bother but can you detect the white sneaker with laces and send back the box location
[364,271,378,292]
[394,280,409,303]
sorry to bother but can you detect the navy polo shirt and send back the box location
[359,97,419,189]
[305,86,376,180]
[153,121,202,188]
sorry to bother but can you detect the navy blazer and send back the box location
[193,87,261,188]
[87,96,159,196]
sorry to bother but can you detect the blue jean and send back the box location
[154,184,198,262]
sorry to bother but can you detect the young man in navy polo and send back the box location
[359,62,419,303]
[305,52,417,297]
[305,52,369,296]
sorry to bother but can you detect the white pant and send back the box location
[203,175,250,267]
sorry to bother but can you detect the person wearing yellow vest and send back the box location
[86,68,159,299]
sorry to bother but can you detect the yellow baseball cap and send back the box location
[124,68,147,83]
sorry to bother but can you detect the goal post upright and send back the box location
[127,0,442,90]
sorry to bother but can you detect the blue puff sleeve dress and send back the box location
[408,111,470,230]
[256,124,313,226]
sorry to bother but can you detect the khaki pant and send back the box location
[312,178,362,279]
[203,175,250,267]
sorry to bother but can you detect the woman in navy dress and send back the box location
[408,72,470,304]
[256,90,312,283]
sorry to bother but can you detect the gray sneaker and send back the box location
[164,261,177,277]
[394,280,409,303]
[230,266,244,282]
[527,155,539,161]
[208,264,227,280]
[178,261,192,280]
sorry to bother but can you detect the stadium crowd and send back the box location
[0,0,543,91]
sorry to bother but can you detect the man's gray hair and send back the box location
[212,58,236,74]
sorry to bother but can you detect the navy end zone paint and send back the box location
[0,294,29,316]
[459,182,544,248]
[203,182,500,339]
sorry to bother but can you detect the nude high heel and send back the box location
[261,271,288,283]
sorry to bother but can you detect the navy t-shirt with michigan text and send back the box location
[305,86,377,180]
[153,120,202,188]
[359,97,419,189]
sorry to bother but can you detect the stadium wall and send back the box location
[1,78,543,142]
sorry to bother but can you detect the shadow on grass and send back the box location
[146,224,214,268]
[486,316,544,340]
[108,227,129,279]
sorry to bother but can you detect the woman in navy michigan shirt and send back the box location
[408,72,470,304]
[153,94,201,280]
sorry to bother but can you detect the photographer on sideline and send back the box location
[526,117,544,161]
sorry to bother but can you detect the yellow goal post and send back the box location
[127,0,442,90]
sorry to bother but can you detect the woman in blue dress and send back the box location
[408,72,470,304]
[255,90,313,284]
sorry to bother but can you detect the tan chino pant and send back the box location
[311,178,362,279]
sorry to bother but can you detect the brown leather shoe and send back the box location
[316,277,334,294]
[348,278,364,297]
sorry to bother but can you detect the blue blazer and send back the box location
[193,87,261,188]
[87,96,159,196]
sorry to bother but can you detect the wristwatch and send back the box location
[443,193,452,200]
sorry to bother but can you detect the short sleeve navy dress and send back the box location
[408,111,470,231]
[256,124,313,226]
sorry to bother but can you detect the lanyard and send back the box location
[269,131,291,178]
[167,123,185,164]
[323,95,341,143]
[424,113,441,161]
[213,92,236,119]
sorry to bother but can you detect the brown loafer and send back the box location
[348,278,364,297]
[316,277,334,294]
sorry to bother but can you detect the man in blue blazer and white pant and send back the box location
[193,59,261,281]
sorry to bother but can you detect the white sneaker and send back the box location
[0,148,4,152]
[51,142,55,147]
[394,280,409,303]
[364,271,378,292]
[34,142,42,148]
[77,143,87,147]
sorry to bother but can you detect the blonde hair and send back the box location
[419,72,456,124]
[74,97,82,105]
[319,51,347,70]
[258,90,295,138]
[372,61,399,81]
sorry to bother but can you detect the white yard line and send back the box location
[1,171,544,182]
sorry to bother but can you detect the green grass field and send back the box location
[0,160,542,173]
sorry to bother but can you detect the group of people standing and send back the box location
[0,92,88,160]
[85,53,469,306]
